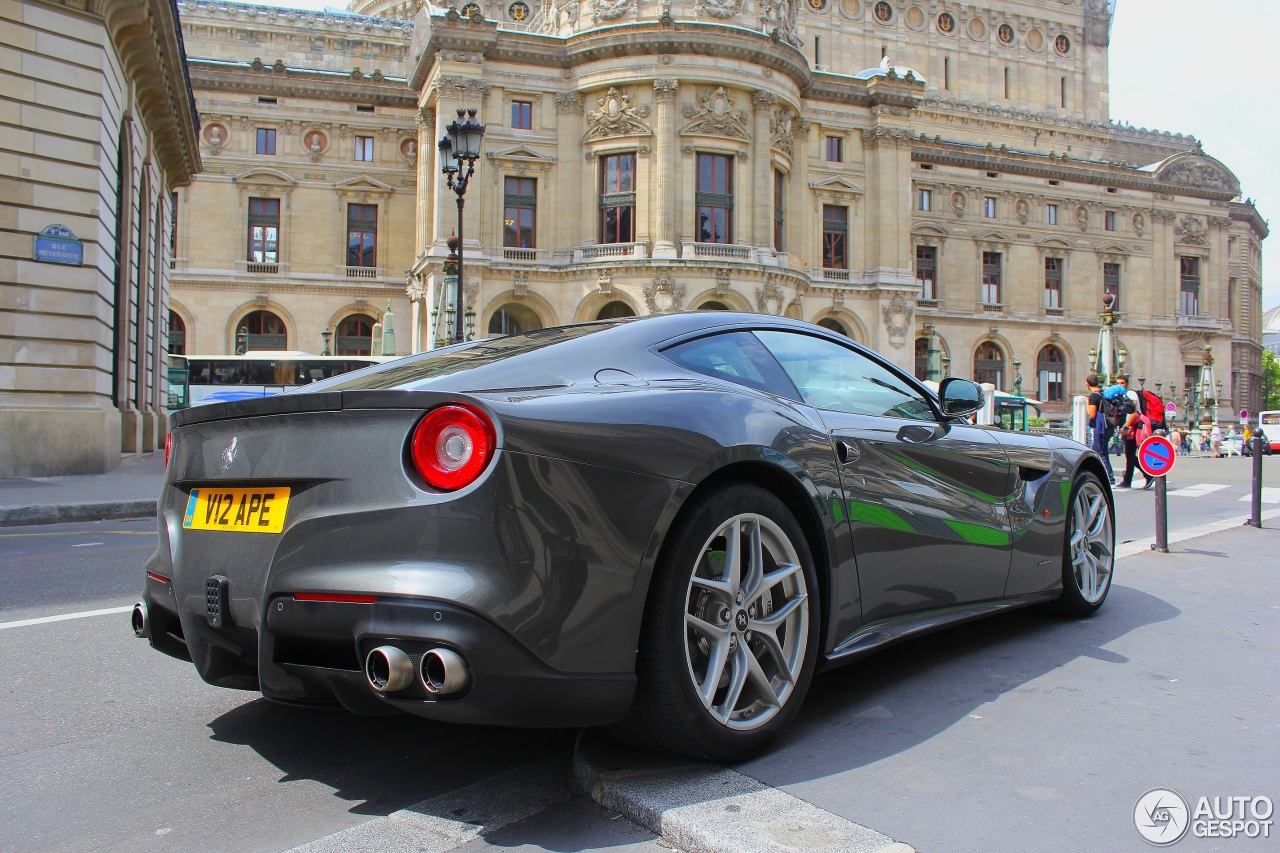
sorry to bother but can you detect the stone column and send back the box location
[652,79,679,259]
[751,91,776,250]
[555,92,586,250]
[415,105,436,254]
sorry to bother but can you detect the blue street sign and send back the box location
[33,224,83,266]
[1138,435,1176,478]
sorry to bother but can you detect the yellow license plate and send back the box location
[182,487,290,533]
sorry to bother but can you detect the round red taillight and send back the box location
[164,432,172,468]
[409,404,497,491]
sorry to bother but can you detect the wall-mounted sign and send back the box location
[33,224,83,266]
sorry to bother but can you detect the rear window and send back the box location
[306,323,615,392]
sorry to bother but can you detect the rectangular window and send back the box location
[984,197,996,219]
[247,197,279,263]
[258,96,277,105]
[1046,203,1058,225]
[695,153,733,244]
[511,100,532,130]
[773,169,785,251]
[1003,67,1010,99]
[504,176,537,248]
[1060,76,1067,108]
[1104,210,1116,232]
[255,128,276,155]
[1180,256,1200,315]
[1044,257,1062,308]
[355,136,374,162]
[982,251,1002,305]
[825,136,843,163]
[944,56,950,90]
[356,104,375,113]
[169,191,178,257]
[916,245,936,300]
[346,203,377,267]
[598,153,635,244]
[919,188,932,212]
[822,205,848,269]
[1103,262,1121,308]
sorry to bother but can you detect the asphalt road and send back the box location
[1,454,1275,853]
[0,520,575,853]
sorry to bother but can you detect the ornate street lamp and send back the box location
[439,108,486,344]
[320,328,332,356]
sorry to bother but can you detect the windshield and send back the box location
[306,323,617,392]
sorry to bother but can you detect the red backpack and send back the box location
[1134,389,1166,441]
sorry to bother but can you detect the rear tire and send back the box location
[1056,472,1115,616]
[611,483,820,761]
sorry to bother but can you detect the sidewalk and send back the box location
[0,451,165,527]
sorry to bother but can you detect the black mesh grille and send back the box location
[206,575,228,627]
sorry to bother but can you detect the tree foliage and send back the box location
[1263,350,1280,411]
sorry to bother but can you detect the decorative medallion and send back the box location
[700,0,744,19]
[644,273,686,314]
[839,0,860,18]
[1026,28,1044,50]
[905,5,924,28]
[399,137,417,159]
[998,23,1014,45]
[808,0,826,11]
[873,1,892,23]
[937,12,954,33]
[1055,34,1071,54]
[1175,215,1207,245]
[203,122,228,154]
[951,191,966,217]
[882,292,914,349]
[461,2,482,17]
[967,16,986,40]
[508,1,529,20]
[1015,198,1029,225]
[592,0,631,22]
[585,87,652,140]
[1075,205,1089,231]
[1132,212,1146,236]
[681,86,750,142]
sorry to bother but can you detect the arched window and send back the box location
[914,336,930,381]
[488,303,542,336]
[817,317,851,338]
[336,314,376,355]
[596,301,635,320]
[169,311,186,355]
[697,300,729,310]
[236,310,286,352]
[974,341,1005,390]
[1037,344,1066,402]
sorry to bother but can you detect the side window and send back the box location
[662,332,797,397]
[754,331,934,420]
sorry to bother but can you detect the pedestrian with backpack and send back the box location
[1086,373,1116,485]
[1115,373,1154,490]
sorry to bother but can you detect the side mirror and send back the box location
[939,378,984,417]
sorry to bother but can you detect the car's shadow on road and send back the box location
[206,700,576,816]
[736,583,1179,782]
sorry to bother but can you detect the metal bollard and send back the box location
[1246,436,1264,528]
[1152,474,1169,552]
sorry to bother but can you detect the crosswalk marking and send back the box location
[1237,487,1280,504]
[1166,483,1229,497]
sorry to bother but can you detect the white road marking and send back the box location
[0,605,132,631]
[1238,487,1280,504]
[1166,483,1229,497]
[71,542,103,547]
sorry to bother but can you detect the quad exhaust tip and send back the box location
[365,645,414,693]
[131,602,150,639]
[421,648,470,696]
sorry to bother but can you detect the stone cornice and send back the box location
[1229,201,1270,240]
[188,59,417,107]
[911,139,1237,201]
[177,0,413,39]
[102,0,202,187]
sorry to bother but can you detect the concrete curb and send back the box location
[1114,506,1280,559]
[572,731,915,853]
[0,500,157,527]
[286,752,573,853]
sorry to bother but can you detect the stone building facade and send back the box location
[171,1,418,358]
[169,0,1267,422]
[1,0,200,476]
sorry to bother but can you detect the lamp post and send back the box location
[1012,357,1023,398]
[940,352,951,377]
[236,326,248,355]
[320,328,332,356]
[439,108,486,344]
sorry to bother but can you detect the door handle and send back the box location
[836,440,860,464]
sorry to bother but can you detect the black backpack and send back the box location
[1098,393,1132,432]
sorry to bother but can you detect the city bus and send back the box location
[1258,410,1280,454]
[166,352,393,411]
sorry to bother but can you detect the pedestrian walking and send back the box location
[1086,373,1116,485]
[1115,374,1154,490]
[1210,422,1223,458]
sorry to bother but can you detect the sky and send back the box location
[228,0,1278,311]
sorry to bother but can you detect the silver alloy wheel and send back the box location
[683,513,809,731]
[1068,480,1114,604]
